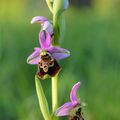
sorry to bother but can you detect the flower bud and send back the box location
[53,0,69,19]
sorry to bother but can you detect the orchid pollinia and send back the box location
[27,0,85,120]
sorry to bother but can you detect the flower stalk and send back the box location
[52,14,59,46]
[52,75,58,112]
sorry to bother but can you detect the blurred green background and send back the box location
[0,0,120,120]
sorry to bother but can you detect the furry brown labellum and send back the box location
[69,108,84,120]
[36,52,61,79]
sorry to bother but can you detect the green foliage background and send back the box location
[0,0,120,120]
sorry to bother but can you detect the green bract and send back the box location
[52,0,69,45]
[53,0,69,19]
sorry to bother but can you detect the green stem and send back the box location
[52,75,58,112]
[35,76,51,120]
[52,13,59,46]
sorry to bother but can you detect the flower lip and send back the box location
[37,57,61,79]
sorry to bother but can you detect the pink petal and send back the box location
[31,16,48,24]
[55,102,73,116]
[70,82,81,104]
[39,30,51,49]
[31,16,53,36]
[41,21,53,35]
[27,47,41,65]
[48,46,70,60]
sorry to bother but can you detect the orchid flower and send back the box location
[55,82,84,120]
[27,30,70,79]
[31,16,53,36]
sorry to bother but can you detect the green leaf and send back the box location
[35,76,51,120]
